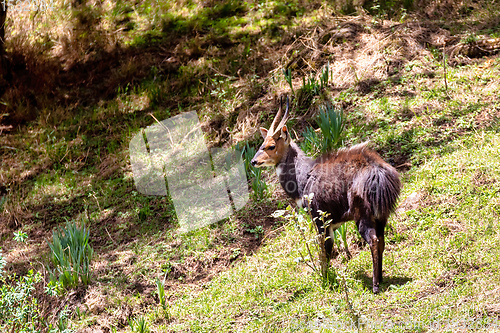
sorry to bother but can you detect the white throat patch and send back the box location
[276,164,284,177]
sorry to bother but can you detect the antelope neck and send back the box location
[276,141,314,200]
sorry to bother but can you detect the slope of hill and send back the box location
[0,1,499,332]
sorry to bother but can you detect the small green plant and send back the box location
[272,194,336,288]
[301,74,321,96]
[155,277,169,316]
[13,230,28,243]
[333,223,351,260]
[138,203,152,222]
[230,248,241,260]
[156,278,166,308]
[130,316,150,333]
[241,143,268,200]
[0,270,43,332]
[320,62,330,89]
[54,306,74,333]
[45,280,62,297]
[316,103,344,152]
[300,102,345,155]
[0,195,6,211]
[282,68,295,95]
[47,219,94,289]
[248,225,264,239]
[300,126,321,156]
[295,64,332,112]
[461,33,478,44]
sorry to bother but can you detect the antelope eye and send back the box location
[267,145,276,150]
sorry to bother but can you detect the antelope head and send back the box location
[251,96,290,168]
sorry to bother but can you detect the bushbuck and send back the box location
[250,98,401,293]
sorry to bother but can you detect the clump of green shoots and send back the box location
[283,68,295,96]
[317,102,344,152]
[333,223,351,260]
[47,219,94,290]
[301,126,321,157]
[0,233,77,332]
[301,74,321,96]
[292,62,332,109]
[129,316,150,333]
[54,305,73,333]
[156,278,167,310]
[155,277,171,320]
[320,62,330,89]
[300,101,345,156]
[241,142,268,200]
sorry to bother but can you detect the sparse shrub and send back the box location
[273,195,338,288]
[47,220,94,289]
[0,239,74,332]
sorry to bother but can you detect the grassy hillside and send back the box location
[1,1,500,332]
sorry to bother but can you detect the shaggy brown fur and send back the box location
[252,107,401,293]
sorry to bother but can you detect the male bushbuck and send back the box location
[250,98,401,293]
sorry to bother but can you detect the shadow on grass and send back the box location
[354,270,412,293]
[0,0,289,126]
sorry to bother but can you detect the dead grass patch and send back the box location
[396,191,426,213]
[280,17,445,89]
[97,155,120,180]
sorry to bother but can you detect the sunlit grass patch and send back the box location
[152,130,500,331]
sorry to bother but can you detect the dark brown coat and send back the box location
[261,139,401,293]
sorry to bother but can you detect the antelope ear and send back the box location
[280,125,288,140]
[259,127,268,139]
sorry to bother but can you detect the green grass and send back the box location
[159,131,500,332]
[0,270,44,332]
